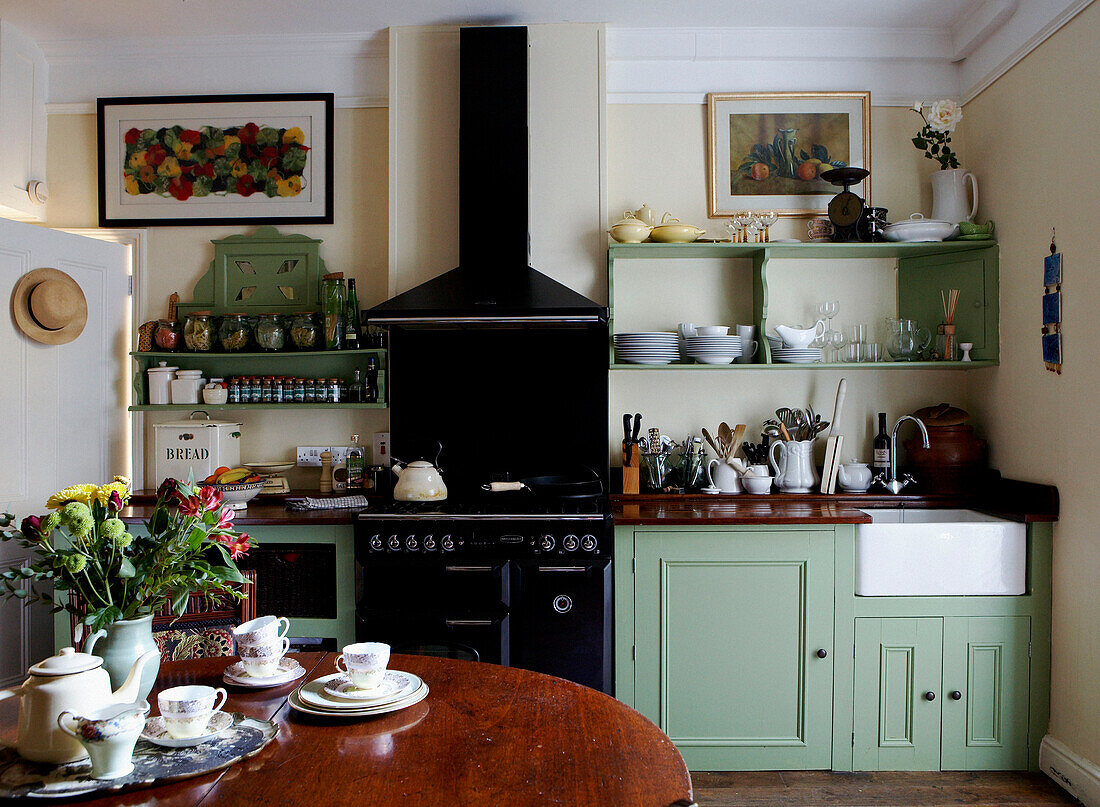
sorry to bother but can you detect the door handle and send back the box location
[444,618,496,627]
[444,565,495,573]
[924,691,936,701]
[538,566,588,573]
[950,690,962,700]
[816,648,828,659]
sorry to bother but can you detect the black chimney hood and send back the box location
[367,26,607,326]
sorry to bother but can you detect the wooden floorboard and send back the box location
[690,771,1080,807]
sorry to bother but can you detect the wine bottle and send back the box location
[344,278,361,350]
[872,412,891,477]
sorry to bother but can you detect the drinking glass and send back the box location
[818,301,840,329]
[735,212,754,243]
[845,343,865,362]
[759,211,779,242]
[848,323,868,345]
[826,330,847,363]
[865,342,884,362]
[725,220,740,243]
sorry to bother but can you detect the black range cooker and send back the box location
[354,499,612,693]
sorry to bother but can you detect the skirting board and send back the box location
[1041,734,1100,807]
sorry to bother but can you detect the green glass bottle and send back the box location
[344,278,361,350]
[321,275,346,350]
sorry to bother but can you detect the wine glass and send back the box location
[826,329,847,363]
[759,211,779,242]
[735,211,754,243]
[818,300,840,331]
[725,219,740,243]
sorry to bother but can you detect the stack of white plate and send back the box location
[772,347,823,364]
[682,335,743,365]
[613,332,680,365]
[289,670,428,718]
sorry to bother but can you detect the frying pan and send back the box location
[482,467,604,500]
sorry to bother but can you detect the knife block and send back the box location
[622,446,640,495]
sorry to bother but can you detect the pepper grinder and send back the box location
[319,450,333,494]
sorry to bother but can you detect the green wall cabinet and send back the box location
[626,526,836,770]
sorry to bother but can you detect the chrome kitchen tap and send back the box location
[873,415,931,494]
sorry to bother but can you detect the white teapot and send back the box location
[837,459,873,492]
[0,646,158,763]
[392,459,448,502]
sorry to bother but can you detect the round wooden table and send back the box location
[0,652,693,806]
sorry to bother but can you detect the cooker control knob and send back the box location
[581,534,598,552]
[423,535,437,551]
[387,534,401,551]
[562,534,580,552]
[441,535,455,552]
[539,534,555,552]
[405,535,418,552]
[368,534,383,551]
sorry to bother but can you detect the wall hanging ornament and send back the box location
[1042,228,1062,374]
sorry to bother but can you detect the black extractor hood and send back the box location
[367,26,608,326]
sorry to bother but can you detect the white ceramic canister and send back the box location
[170,370,206,405]
[146,362,178,405]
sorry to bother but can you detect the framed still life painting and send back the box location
[707,92,870,218]
[98,93,334,226]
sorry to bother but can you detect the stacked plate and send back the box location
[682,335,743,365]
[289,670,428,718]
[613,332,680,365]
[772,346,823,364]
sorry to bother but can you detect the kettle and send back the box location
[0,646,159,763]
[391,443,448,502]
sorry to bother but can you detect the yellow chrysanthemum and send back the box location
[114,475,130,486]
[95,481,129,505]
[282,127,305,145]
[276,176,302,197]
[46,484,98,510]
[229,159,248,178]
[172,140,194,160]
[124,175,140,196]
[128,151,148,169]
[158,157,181,178]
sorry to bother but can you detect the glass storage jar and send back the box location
[154,319,182,351]
[183,312,215,352]
[290,313,320,350]
[255,313,287,352]
[218,314,252,352]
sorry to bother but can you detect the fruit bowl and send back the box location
[203,481,264,510]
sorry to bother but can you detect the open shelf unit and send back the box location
[607,241,999,370]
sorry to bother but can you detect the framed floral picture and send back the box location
[98,93,334,226]
[706,92,870,218]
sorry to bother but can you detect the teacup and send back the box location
[744,464,770,478]
[158,685,226,738]
[335,641,390,690]
[234,615,290,646]
[57,700,149,779]
[238,637,290,677]
[743,475,774,495]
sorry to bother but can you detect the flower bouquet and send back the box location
[911,99,963,169]
[0,476,253,633]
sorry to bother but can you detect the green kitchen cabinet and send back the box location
[628,527,836,770]
[853,616,1031,771]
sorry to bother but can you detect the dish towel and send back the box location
[286,495,371,511]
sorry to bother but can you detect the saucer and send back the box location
[141,711,233,748]
[323,671,416,702]
[223,657,304,688]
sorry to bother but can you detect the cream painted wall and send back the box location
[964,0,1100,769]
[44,109,391,489]
[606,103,971,459]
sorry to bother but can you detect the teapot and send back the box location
[392,458,448,502]
[836,459,873,493]
[0,646,158,763]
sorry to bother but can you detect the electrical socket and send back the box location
[297,446,351,467]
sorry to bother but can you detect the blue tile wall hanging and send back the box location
[1042,229,1062,374]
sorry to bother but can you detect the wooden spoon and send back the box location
[718,422,734,457]
[701,427,721,457]
[729,424,747,458]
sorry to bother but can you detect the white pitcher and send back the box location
[768,440,819,493]
[931,168,978,223]
[707,459,743,493]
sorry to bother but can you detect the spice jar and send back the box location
[255,314,287,352]
[290,313,320,350]
[154,320,182,351]
[183,312,215,352]
[218,314,252,352]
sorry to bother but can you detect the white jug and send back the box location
[768,440,819,493]
[931,168,978,223]
[707,459,743,493]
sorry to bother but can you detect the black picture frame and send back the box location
[97,93,334,227]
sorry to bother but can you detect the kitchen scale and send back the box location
[244,461,295,495]
[820,167,870,243]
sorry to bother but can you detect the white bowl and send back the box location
[696,326,729,336]
[743,476,774,494]
[204,481,263,510]
[882,214,959,242]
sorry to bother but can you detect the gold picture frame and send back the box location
[706,91,871,218]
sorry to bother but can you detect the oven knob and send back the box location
[441,535,455,552]
[387,534,401,551]
[423,535,437,551]
[368,534,383,551]
[553,594,573,614]
[539,534,555,552]
[405,535,418,552]
[562,534,579,552]
[581,534,598,552]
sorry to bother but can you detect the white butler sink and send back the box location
[855,509,1026,596]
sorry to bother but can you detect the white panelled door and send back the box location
[0,218,129,685]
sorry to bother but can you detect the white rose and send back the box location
[927,99,962,133]
[911,100,923,113]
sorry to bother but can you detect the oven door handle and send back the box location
[537,566,589,572]
[444,565,496,573]
[444,618,498,627]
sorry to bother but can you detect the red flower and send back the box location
[168,178,193,201]
[157,478,179,501]
[213,506,235,531]
[192,162,215,179]
[146,144,167,167]
[20,515,42,541]
[260,146,279,168]
[177,495,204,517]
[235,175,256,197]
[124,128,142,145]
[237,123,259,145]
[218,532,250,560]
[197,485,223,512]
[179,129,202,145]
[108,491,124,514]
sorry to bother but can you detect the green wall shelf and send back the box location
[611,361,997,371]
[129,403,386,412]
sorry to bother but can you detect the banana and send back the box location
[217,468,252,484]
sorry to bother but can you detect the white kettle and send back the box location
[392,459,448,501]
[0,646,159,763]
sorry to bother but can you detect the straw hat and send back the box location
[11,268,88,345]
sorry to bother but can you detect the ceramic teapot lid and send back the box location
[611,212,648,227]
[28,646,103,677]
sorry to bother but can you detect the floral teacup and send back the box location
[57,701,149,779]
[233,615,290,646]
[335,642,390,690]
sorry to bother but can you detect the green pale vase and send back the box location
[84,615,161,702]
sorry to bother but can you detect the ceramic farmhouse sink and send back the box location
[855,509,1026,596]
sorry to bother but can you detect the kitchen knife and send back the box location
[632,413,642,446]
[623,414,633,466]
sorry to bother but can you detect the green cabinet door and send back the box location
[854,618,944,770]
[634,529,835,770]
[941,616,1031,770]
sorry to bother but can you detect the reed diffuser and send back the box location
[937,288,960,360]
